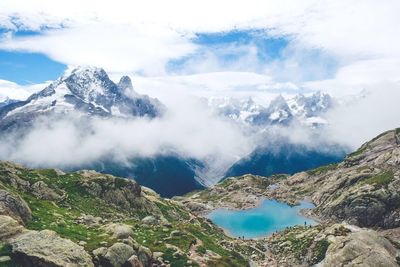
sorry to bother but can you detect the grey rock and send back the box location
[0,255,11,263]
[76,214,102,226]
[141,216,158,226]
[10,229,94,267]
[100,242,135,267]
[0,189,32,224]
[324,229,399,267]
[31,181,63,200]
[0,215,26,241]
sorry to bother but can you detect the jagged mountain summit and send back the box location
[249,95,293,126]
[209,91,333,127]
[0,66,163,131]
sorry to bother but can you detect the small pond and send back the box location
[207,199,317,239]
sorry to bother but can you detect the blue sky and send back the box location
[0,50,66,84]
[0,29,66,84]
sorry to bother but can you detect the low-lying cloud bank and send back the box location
[0,97,253,182]
[0,81,399,183]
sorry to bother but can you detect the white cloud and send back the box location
[0,23,197,75]
[324,82,400,149]
[0,79,48,101]
[1,0,399,85]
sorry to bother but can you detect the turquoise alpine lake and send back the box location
[207,199,317,238]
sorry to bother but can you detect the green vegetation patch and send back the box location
[347,146,368,158]
[362,171,394,187]
[307,163,338,176]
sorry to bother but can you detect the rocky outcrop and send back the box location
[10,229,94,267]
[30,180,64,200]
[0,189,31,224]
[323,228,399,267]
[94,242,135,267]
[78,170,148,212]
[93,243,157,267]
[256,223,400,267]
[0,215,26,241]
[104,223,134,239]
[141,216,158,226]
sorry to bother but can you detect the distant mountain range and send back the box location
[209,92,345,179]
[208,91,333,127]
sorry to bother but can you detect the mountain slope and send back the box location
[82,155,205,198]
[225,142,346,178]
[0,161,248,267]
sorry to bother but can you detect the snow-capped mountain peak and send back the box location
[0,66,164,131]
[209,91,334,128]
[287,91,333,118]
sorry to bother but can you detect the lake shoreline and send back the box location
[206,198,318,240]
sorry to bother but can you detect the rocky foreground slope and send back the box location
[181,128,400,266]
[0,162,249,267]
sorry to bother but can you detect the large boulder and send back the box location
[0,215,26,241]
[0,190,31,224]
[323,228,399,267]
[94,242,135,267]
[114,225,133,240]
[30,181,64,200]
[10,229,94,267]
[141,216,158,226]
